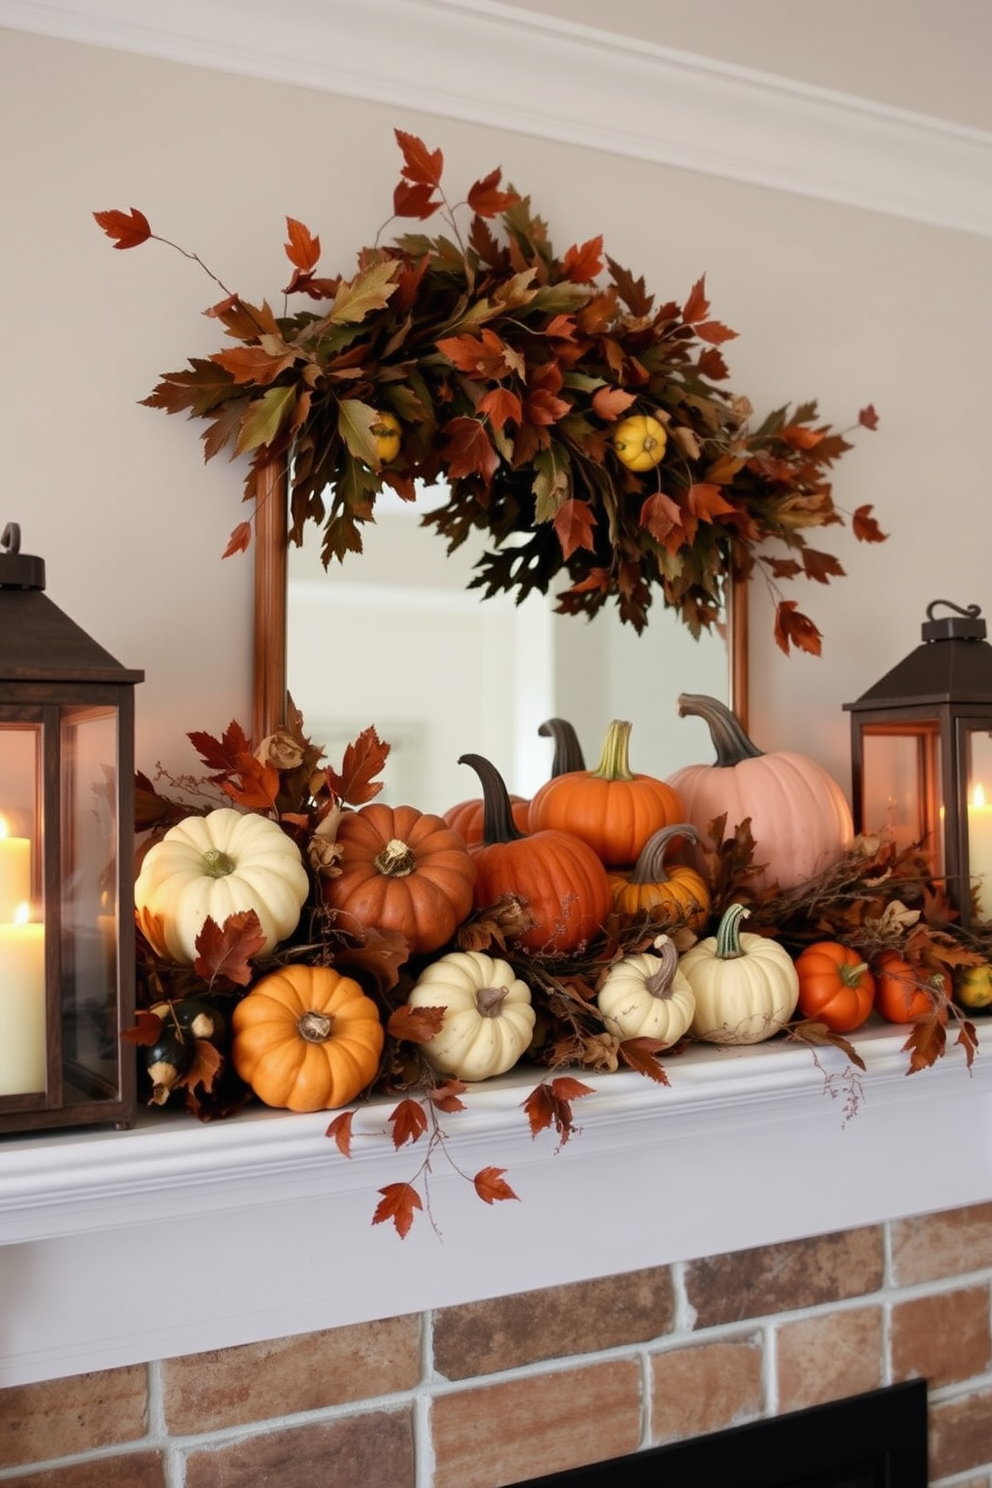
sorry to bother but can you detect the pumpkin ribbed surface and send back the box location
[322,803,476,954]
[232,964,384,1112]
[680,904,800,1046]
[134,807,310,963]
[406,951,536,1080]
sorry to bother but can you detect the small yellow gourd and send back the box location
[597,937,695,1048]
[405,950,536,1081]
[134,807,310,963]
[611,412,668,471]
[679,903,799,1045]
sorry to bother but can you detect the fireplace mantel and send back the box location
[1,1023,990,1388]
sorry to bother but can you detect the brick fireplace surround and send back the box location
[2,1028,992,1487]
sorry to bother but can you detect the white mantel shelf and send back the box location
[1,1023,991,1387]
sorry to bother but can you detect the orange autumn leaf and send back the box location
[284,217,320,273]
[439,417,499,481]
[388,1097,429,1148]
[372,1182,423,1238]
[193,910,267,987]
[774,600,823,657]
[687,482,736,523]
[695,319,738,346]
[387,1004,446,1044]
[853,504,888,543]
[326,1109,354,1157]
[858,403,880,430]
[478,386,522,430]
[561,235,604,284]
[394,128,444,188]
[553,498,597,561]
[223,521,252,558]
[325,725,390,806]
[618,1037,672,1085]
[429,1079,468,1113]
[592,386,636,421]
[474,1167,519,1204]
[523,1075,594,1145]
[467,166,519,218]
[93,206,151,249]
[682,275,710,324]
[121,1009,165,1047]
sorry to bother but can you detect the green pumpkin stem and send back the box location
[201,847,236,878]
[630,823,699,885]
[538,717,586,776]
[677,693,764,767]
[714,902,751,959]
[591,719,636,782]
[458,753,525,846]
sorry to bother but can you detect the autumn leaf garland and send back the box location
[96,127,883,648]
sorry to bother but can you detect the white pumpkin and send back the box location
[134,807,310,963]
[406,950,536,1081]
[679,903,799,1045]
[597,937,695,1048]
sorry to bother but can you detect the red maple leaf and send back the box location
[774,600,823,657]
[326,1110,354,1157]
[561,235,604,284]
[592,386,636,421]
[372,1182,423,1238]
[428,1080,468,1113]
[325,725,390,806]
[439,417,499,481]
[858,404,880,430]
[682,276,709,323]
[394,129,444,187]
[393,179,439,220]
[386,1004,446,1044]
[193,910,267,986]
[553,499,597,560]
[523,1076,594,1146]
[802,548,846,584]
[93,207,151,249]
[687,482,736,523]
[474,1167,519,1204]
[467,166,519,217]
[222,521,252,558]
[388,1098,429,1148]
[695,319,738,346]
[852,504,888,543]
[478,386,522,431]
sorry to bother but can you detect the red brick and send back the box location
[183,1408,414,1488]
[650,1337,764,1443]
[0,1366,147,1468]
[685,1227,883,1328]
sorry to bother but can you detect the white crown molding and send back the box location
[3,0,992,237]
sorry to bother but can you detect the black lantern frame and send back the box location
[845,599,992,930]
[0,524,143,1132]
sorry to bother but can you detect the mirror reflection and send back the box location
[286,483,730,817]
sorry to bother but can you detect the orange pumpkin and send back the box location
[609,823,711,932]
[667,693,853,892]
[528,718,684,868]
[231,964,384,1112]
[794,941,875,1033]
[460,753,612,955]
[872,950,944,1023]
[322,803,476,955]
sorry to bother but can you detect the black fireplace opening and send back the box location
[512,1379,928,1487]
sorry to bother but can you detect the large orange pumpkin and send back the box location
[322,803,476,955]
[528,718,684,868]
[666,694,853,892]
[460,753,612,955]
[231,964,384,1112]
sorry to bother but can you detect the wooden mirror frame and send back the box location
[251,459,750,744]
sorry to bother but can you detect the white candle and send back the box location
[0,903,46,1095]
[968,783,992,921]
[0,816,31,925]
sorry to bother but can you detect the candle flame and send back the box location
[973,783,988,810]
[0,815,8,840]
[13,902,30,927]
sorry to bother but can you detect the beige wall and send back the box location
[2,26,991,798]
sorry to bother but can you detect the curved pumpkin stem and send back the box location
[629,823,699,885]
[458,754,525,846]
[538,717,586,776]
[677,693,764,767]
[590,719,636,782]
[714,902,751,959]
[646,936,679,997]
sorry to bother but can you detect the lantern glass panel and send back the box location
[861,721,944,872]
[965,726,992,922]
[0,719,46,1096]
[61,706,121,1100]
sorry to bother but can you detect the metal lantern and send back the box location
[844,599,992,928]
[0,523,143,1131]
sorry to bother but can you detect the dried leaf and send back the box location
[388,1097,429,1148]
[774,600,823,657]
[852,504,888,542]
[387,1004,446,1044]
[618,1037,672,1084]
[474,1167,519,1204]
[284,217,320,273]
[326,1109,354,1156]
[372,1181,423,1238]
[325,726,390,806]
[93,207,151,249]
[193,911,267,987]
[553,498,597,560]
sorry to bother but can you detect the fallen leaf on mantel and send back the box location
[474,1167,518,1205]
[372,1182,422,1238]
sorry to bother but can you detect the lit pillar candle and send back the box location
[0,816,31,925]
[0,903,46,1095]
[968,783,992,921]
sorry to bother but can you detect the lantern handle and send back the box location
[926,599,981,622]
[922,599,986,643]
[0,523,20,554]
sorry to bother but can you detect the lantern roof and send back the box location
[845,600,992,713]
[0,524,143,686]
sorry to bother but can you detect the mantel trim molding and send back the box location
[2,0,991,237]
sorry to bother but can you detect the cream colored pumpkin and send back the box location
[680,903,799,1045]
[597,937,695,1048]
[406,950,536,1081]
[135,807,310,963]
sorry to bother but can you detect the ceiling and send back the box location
[505,0,992,133]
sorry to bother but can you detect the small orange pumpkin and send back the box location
[872,950,944,1023]
[231,964,384,1112]
[794,941,875,1033]
[609,823,711,932]
[444,718,585,847]
[322,803,476,955]
[528,718,684,868]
